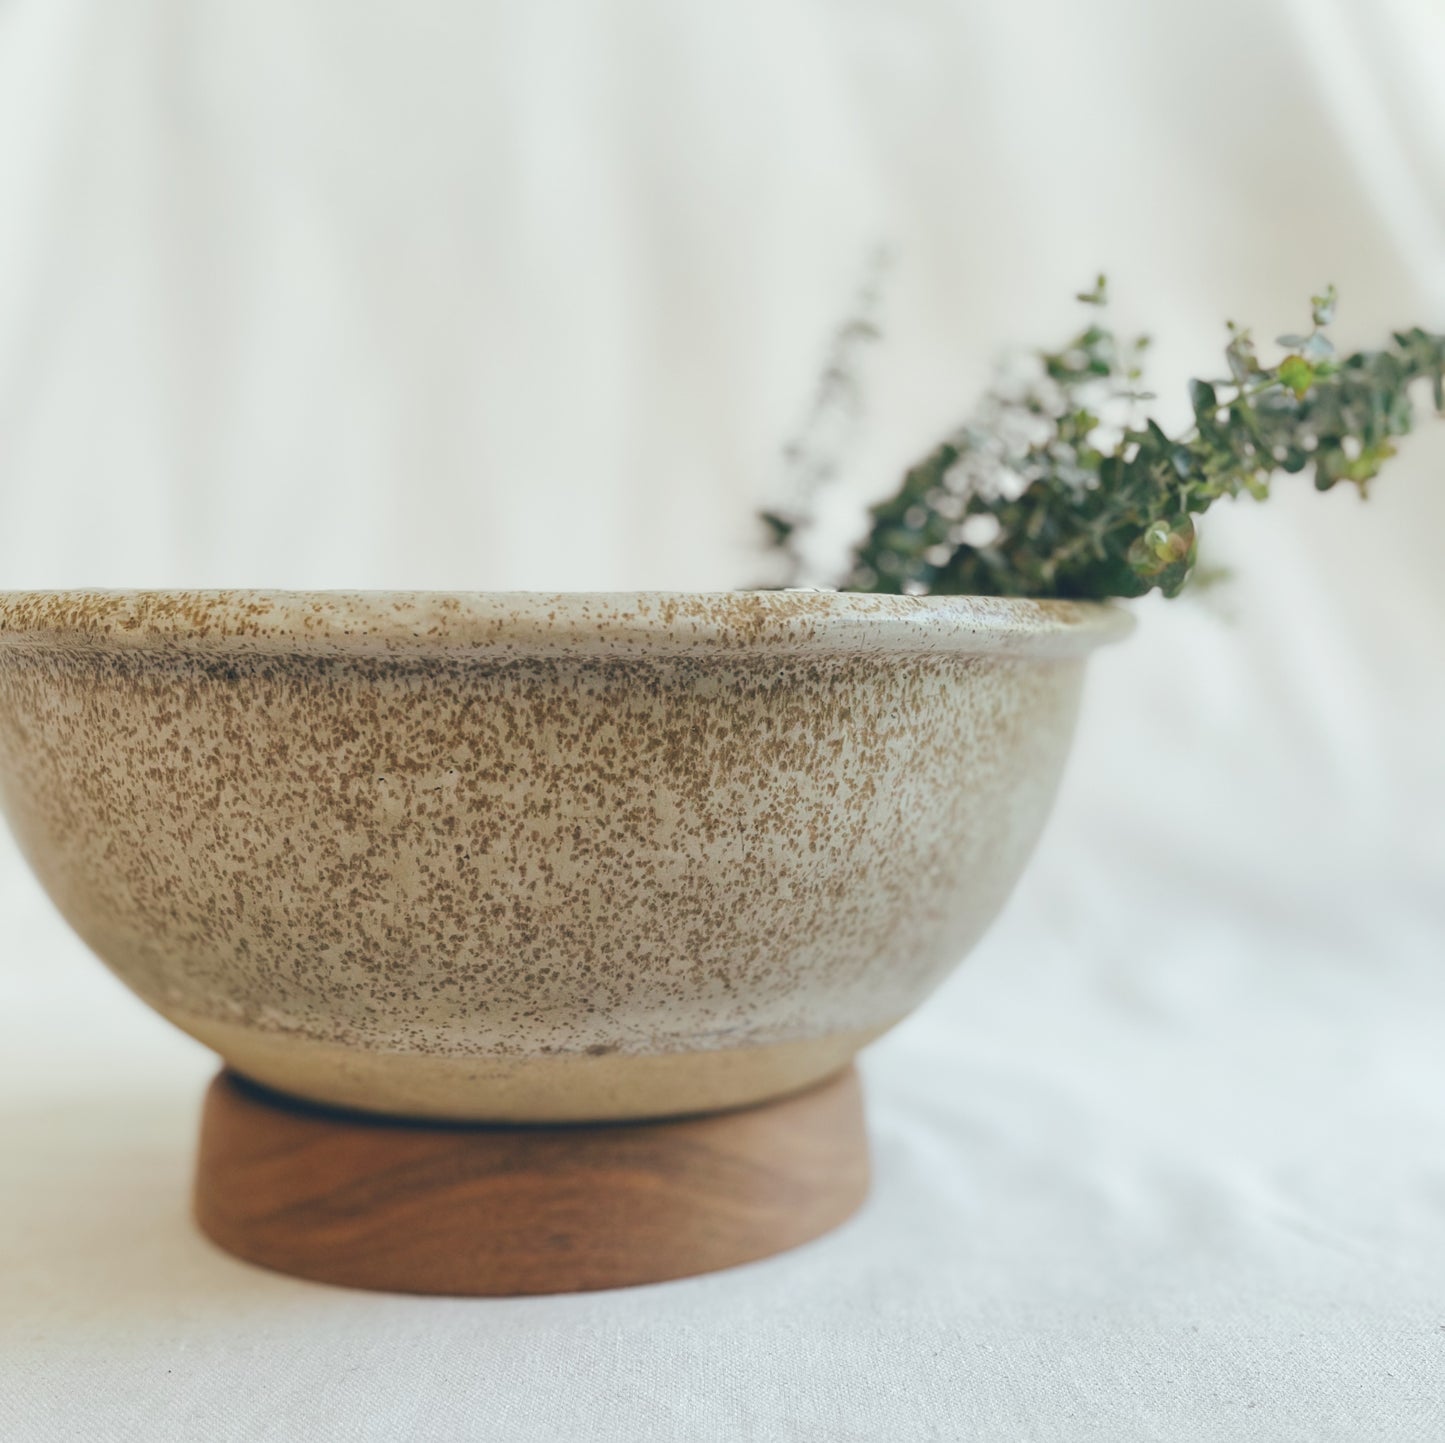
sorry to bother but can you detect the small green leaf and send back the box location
[1314,449,1344,490]
[1278,355,1315,397]
[1189,379,1217,419]
[1126,513,1197,593]
[759,511,796,543]
[1224,331,1259,384]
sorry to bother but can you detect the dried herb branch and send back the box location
[770,280,1445,600]
[760,248,889,589]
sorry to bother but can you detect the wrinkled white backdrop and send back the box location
[2,2,1444,1439]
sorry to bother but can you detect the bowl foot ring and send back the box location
[193,1065,869,1295]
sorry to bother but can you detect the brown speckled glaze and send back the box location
[0,591,1130,1121]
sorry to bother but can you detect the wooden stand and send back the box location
[193,1067,869,1295]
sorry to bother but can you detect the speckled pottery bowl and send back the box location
[0,590,1128,1122]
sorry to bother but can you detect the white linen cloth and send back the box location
[2,1,1444,1438]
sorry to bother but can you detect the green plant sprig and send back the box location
[778,280,1445,601]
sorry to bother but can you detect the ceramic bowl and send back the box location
[0,590,1128,1121]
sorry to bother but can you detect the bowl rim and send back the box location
[0,589,1134,659]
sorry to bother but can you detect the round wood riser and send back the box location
[193,1066,869,1295]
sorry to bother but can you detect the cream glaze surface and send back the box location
[0,591,1130,1120]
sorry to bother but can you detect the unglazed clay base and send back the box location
[194,1066,870,1295]
[170,1011,892,1121]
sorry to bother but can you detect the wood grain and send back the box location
[193,1067,869,1295]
